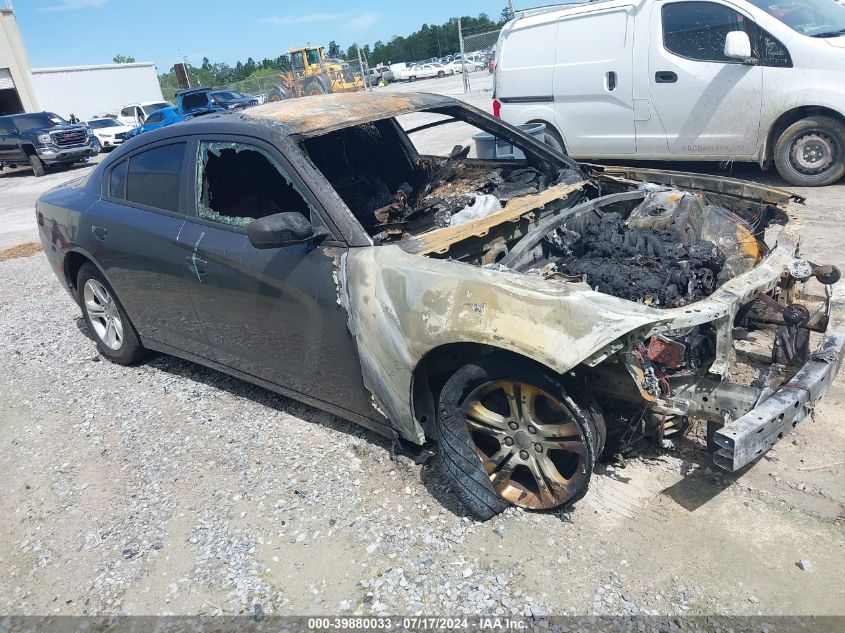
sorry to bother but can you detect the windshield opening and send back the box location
[88,119,120,129]
[143,102,171,115]
[13,113,69,131]
[748,0,845,36]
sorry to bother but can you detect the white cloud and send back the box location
[39,0,108,11]
[261,12,348,26]
[348,12,378,30]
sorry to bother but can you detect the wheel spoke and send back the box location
[490,453,520,488]
[499,381,522,420]
[539,439,588,458]
[85,300,106,321]
[464,399,508,431]
[112,317,124,343]
[105,319,117,348]
[479,444,515,475]
[533,420,580,439]
[91,282,109,306]
[524,456,559,506]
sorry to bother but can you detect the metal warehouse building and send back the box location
[31,63,163,120]
[0,1,164,119]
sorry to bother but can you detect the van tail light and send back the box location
[492,99,501,118]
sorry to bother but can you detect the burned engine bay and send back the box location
[301,117,780,309]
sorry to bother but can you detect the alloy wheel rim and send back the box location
[83,279,124,351]
[790,131,837,175]
[462,380,588,510]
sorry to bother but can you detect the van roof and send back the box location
[511,0,641,27]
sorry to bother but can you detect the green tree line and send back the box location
[159,8,510,93]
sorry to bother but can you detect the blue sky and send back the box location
[14,0,504,71]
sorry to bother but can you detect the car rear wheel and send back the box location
[438,71,445,78]
[78,263,147,365]
[29,155,45,177]
[774,116,845,187]
[436,353,603,520]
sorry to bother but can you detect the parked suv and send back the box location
[176,87,228,117]
[0,111,100,176]
[494,0,845,186]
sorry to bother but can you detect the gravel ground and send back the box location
[1,80,844,619]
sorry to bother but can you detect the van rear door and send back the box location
[646,0,762,157]
[552,7,636,156]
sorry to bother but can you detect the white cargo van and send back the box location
[494,0,845,185]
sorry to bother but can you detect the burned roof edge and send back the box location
[242,92,458,137]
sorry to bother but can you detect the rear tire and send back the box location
[29,154,45,177]
[77,263,147,365]
[774,116,845,187]
[436,353,602,520]
[304,81,327,96]
[409,76,416,82]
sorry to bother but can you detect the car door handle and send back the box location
[185,255,208,275]
[655,71,678,84]
[606,71,617,91]
[91,225,107,240]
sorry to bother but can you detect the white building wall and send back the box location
[31,63,165,120]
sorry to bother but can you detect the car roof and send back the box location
[243,91,457,136]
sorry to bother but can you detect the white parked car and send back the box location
[115,101,173,127]
[495,0,845,186]
[86,117,133,150]
[399,64,447,81]
[445,60,483,73]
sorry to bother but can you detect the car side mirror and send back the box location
[247,212,330,249]
[724,31,753,62]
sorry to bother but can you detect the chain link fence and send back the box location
[458,23,501,93]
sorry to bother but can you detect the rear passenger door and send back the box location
[177,135,376,419]
[552,7,636,156]
[82,141,212,356]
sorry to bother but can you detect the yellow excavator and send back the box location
[268,46,364,101]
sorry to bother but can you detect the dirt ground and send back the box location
[1,78,843,619]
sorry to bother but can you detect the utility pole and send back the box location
[356,44,370,91]
[458,19,468,93]
[508,0,515,18]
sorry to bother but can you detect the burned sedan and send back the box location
[36,93,845,520]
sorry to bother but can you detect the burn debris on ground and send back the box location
[545,213,726,307]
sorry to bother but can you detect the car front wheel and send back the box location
[78,263,147,365]
[774,116,845,187]
[29,154,45,177]
[436,354,604,520]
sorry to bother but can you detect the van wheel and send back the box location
[538,124,567,154]
[774,116,845,187]
[436,353,603,520]
[29,155,46,177]
[77,263,147,365]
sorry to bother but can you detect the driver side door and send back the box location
[647,0,763,157]
[177,135,376,419]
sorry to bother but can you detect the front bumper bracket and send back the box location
[713,285,845,471]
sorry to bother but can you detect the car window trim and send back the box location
[100,138,191,219]
[660,0,756,65]
[183,133,348,246]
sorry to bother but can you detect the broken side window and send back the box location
[195,141,313,228]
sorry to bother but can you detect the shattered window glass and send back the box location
[662,2,746,63]
[195,141,313,229]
